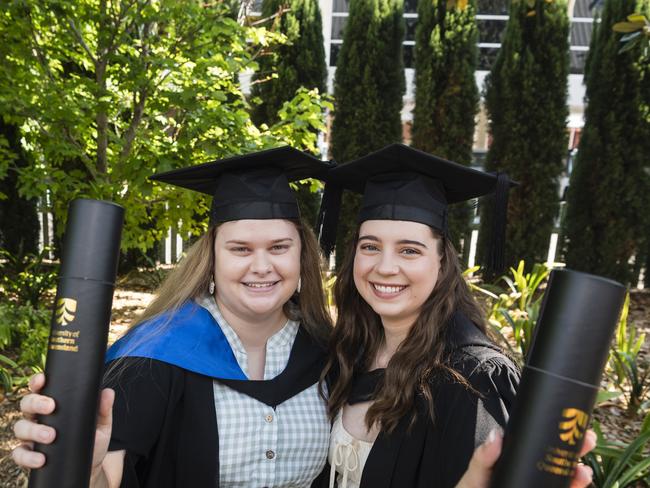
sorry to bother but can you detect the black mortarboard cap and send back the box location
[150,146,333,224]
[317,143,517,275]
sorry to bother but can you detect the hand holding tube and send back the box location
[12,373,115,476]
[489,269,625,488]
[26,199,124,488]
[455,429,596,488]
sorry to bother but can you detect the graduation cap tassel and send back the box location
[486,172,511,277]
[317,183,343,258]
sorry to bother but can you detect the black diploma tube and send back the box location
[29,199,124,488]
[490,269,626,488]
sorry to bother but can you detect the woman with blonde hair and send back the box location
[13,147,334,487]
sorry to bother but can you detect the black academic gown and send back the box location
[103,326,329,488]
[328,312,520,488]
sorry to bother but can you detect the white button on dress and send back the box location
[200,296,330,488]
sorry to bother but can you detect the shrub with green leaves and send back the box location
[0,302,48,348]
[0,248,53,392]
[606,293,650,417]
[476,260,550,362]
[0,354,19,392]
[611,351,650,417]
[613,13,650,52]
[0,301,49,393]
[584,421,650,487]
[0,247,58,306]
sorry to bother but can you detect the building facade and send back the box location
[320,0,595,153]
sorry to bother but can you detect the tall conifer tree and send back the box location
[252,0,327,126]
[564,0,650,283]
[330,0,405,264]
[478,0,569,274]
[412,0,479,254]
[251,0,328,228]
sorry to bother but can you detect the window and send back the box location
[477,0,509,15]
[333,0,349,13]
[478,18,507,44]
[404,44,414,68]
[404,0,418,13]
[331,16,347,40]
[570,50,589,74]
[330,43,342,66]
[405,16,418,41]
[478,47,500,70]
[570,21,592,47]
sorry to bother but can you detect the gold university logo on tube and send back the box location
[559,408,589,445]
[55,298,77,326]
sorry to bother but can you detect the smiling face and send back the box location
[353,220,442,330]
[213,219,301,326]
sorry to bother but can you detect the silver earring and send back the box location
[209,280,215,295]
[297,277,301,294]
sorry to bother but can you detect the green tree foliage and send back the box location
[251,0,328,228]
[0,119,39,255]
[252,0,327,125]
[330,0,405,264]
[564,0,650,283]
[0,0,328,253]
[478,0,570,274]
[412,0,479,255]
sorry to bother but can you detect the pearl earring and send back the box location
[209,280,215,295]
[297,277,301,294]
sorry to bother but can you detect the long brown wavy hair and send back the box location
[322,226,486,433]
[109,219,332,373]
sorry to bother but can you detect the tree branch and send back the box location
[95,0,109,174]
[119,86,147,162]
[25,8,55,82]
[248,7,291,27]
[62,128,98,180]
[103,0,140,60]
[119,21,151,163]
[33,122,98,181]
[67,18,98,66]
[237,0,257,25]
